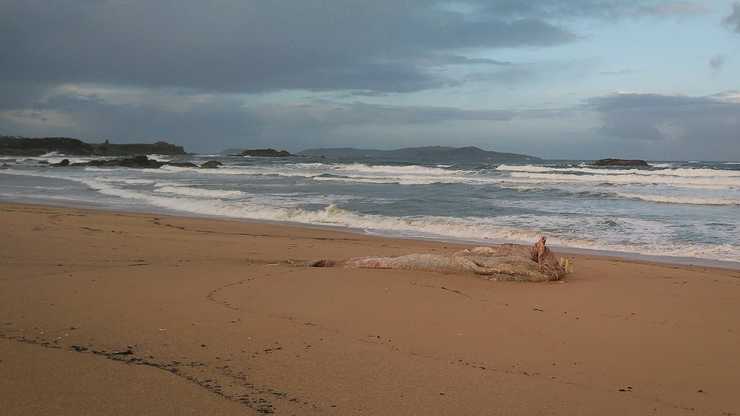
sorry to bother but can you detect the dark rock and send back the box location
[53,159,70,167]
[72,155,165,169]
[200,160,223,169]
[241,148,292,157]
[0,163,9,169]
[592,158,649,167]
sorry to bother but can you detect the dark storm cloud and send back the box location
[0,0,577,94]
[724,2,740,32]
[2,0,702,95]
[588,92,740,147]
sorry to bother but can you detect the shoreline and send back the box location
[4,197,739,271]
[2,201,740,415]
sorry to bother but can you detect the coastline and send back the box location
[3,195,738,271]
[2,201,739,415]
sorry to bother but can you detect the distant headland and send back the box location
[297,146,541,163]
[0,136,187,156]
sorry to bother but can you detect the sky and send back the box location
[1,0,739,160]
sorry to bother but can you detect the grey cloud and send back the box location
[587,93,740,157]
[1,1,705,96]
[724,2,740,32]
[1,88,566,152]
[0,0,576,95]
[1,92,263,152]
[483,0,707,19]
[423,55,515,66]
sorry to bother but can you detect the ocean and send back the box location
[2,153,739,267]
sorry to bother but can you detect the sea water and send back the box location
[1,153,739,266]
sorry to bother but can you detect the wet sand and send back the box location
[1,202,739,415]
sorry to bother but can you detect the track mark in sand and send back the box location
[0,331,321,415]
[410,280,472,299]
[439,285,471,299]
[206,279,253,311]
[354,331,700,414]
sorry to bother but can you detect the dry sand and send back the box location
[1,202,739,415]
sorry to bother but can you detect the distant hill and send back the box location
[241,148,292,157]
[0,136,186,156]
[298,146,540,164]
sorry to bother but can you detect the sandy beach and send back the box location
[1,202,739,415]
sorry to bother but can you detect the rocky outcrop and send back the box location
[592,158,649,167]
[241,149,292,157]
[53,159,71,167]
[200,160,223,169]
[73,155,165,169]
[51,156,224,169]
[0,136,187,156]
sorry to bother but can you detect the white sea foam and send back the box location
[147,154,174,162]
[76,184,740,261]
[119,178,156,185]
[501,171,740,188]
[159,162,491,185]
[497,164,740,178]
[154,186,245,199]
[311,174,471,185]
[615,192,740,206]
[332,163,462,176]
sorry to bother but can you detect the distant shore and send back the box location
[1,202,739,415]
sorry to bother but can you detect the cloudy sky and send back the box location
[1,0,739,160]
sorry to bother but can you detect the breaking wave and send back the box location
[154,185,245,199]
[3,157,739,265]
[615,192,740,206]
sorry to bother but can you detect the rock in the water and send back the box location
[200,160,223,169]
[72,155,164,169]
[592,158,649,167]
[345,238,569,282]
[51,156,204,169]
[53,159,70,167]
[241,148,292,157]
